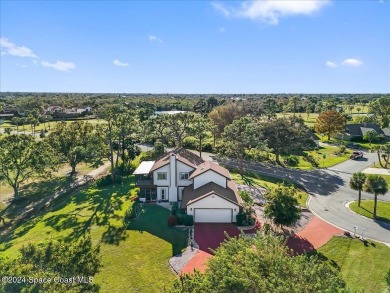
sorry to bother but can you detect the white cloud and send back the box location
[326,61,337,68]
[0,37,39,58]
[212,2,232,17]
[113,59,129,67]
[212,0,329,25]
[41,60,76,72]
[342,58,363,67]
[149,35,163,43]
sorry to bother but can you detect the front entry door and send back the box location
[160,188,167,201]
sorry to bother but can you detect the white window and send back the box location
[179,172,189,180]
[157,172,167,180]
[161,188,166,200]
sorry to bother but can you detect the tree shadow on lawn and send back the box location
[306,250,340,270]
[3,176,73,218]
[0,178,132,252]
[356,206,390,225]
[42,185,128,243]
[127,204,187,256]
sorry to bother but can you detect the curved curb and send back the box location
[345,200,390,224]
[308,196,390,246]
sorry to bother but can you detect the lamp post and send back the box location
[361,228,366,240]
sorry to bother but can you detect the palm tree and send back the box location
[372,145,384,168]
[363,174,388,219]
[349,172,366,206]
[356,107,361,116]
[11,117,20,134]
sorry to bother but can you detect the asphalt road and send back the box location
[219,151,390,244]
[309,150,390,244]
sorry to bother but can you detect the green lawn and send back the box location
[349,200,390,223]
[0,176,187,292]
[304,146,351,168]
[377,175,390,187]
[0,161,106,218]
[231,172,308,207]
[0,118,106,133]
[265,145,351,170]
[314,236,390,292]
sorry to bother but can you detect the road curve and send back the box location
[218,151,390,244]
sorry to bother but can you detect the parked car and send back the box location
[346,143,361,150]
[350,151,363,160]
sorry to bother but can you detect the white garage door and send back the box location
[194,209,232,223]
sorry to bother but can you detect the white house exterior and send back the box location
[134,148,243,223]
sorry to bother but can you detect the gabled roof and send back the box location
[382,128,390,137]
[346,123,384,137]
[181,181,242,208]
[189,161,231,180]
[150,148,204,172]
[345,124,363,137]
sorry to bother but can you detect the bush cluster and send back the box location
[96,174,122,187]
[283,155,299,166]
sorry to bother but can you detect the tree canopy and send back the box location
[260,117,311,164]
[0,134,58,199]
[315,110,346,140]
[220,115,265,176]
[349,172,367,207]
[0,237,101,293]
[263,184,300,228]
[170,234,346,293]
[48,121,102,174]
[368,96,390,127]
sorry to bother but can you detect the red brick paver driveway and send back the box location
[181,223,260,274]
[195,223,242,253]
[287,216,344,254]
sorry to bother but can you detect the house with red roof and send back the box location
[133,148,243,223]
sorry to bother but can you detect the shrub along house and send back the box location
[133,148,243,223]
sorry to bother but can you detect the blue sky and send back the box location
[1,0,389,93]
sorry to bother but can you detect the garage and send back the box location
[194,208,232,223]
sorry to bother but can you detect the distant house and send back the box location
[46,106,64,114]
[381,128,390,139]
[154,110,186,115]
[133,148,243,223]
[0,108,24,119]
[343,123,385,141]
[46,106,92,117]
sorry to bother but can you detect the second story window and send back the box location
[157,172,167,180]
[179,172,189,180]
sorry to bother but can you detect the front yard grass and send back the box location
[376,174,390,187]
[349,200,390,223]
[0,176,187,292]
[304,146,351,168]
[313,236,390,292]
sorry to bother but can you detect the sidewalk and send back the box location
[362,167,390,175]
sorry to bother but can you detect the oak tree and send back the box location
[0,134,58,200]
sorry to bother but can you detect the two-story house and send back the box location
[133,148,243,223]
